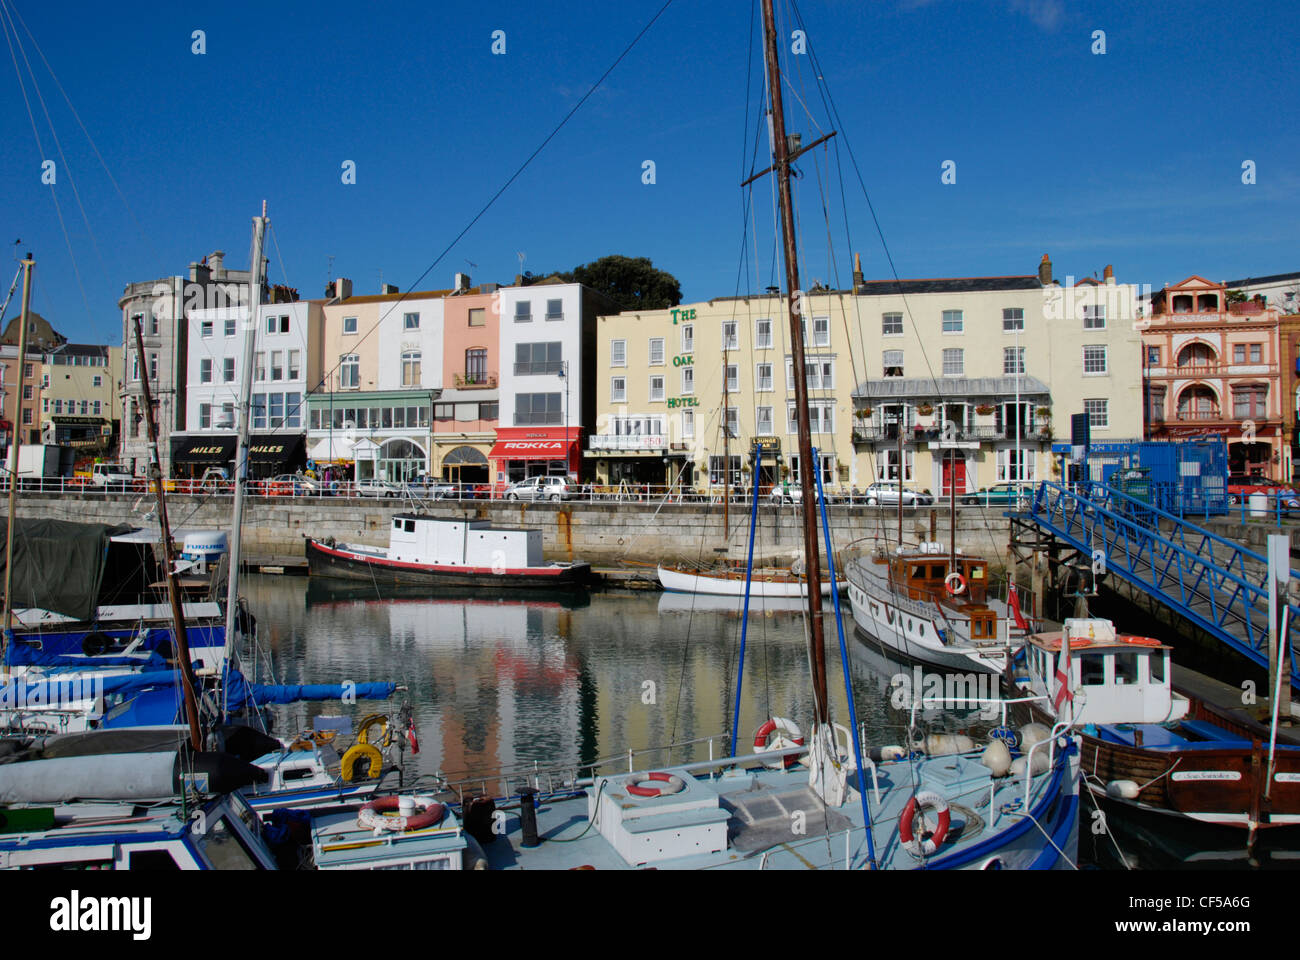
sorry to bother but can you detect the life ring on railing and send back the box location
[289,730,338,751]
[626,771,686,798]
[356,713,391,747]
[753,716,805,769]
[899,790,951,856]
[340,743,383,782]
[944,572,967,596]
[790,557,806,577]
[357,796,445,832]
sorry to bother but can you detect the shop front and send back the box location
[488,428,580,494]
[438,444,490,484]
[171,435,236,478]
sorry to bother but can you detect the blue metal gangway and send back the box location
[1022,480,1299,688]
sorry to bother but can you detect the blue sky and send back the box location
[1,0,1296,344]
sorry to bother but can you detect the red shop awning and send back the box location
[488,438,576,460]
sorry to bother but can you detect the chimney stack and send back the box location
[1103,264,1114,284]
[380,283,399,295]
[454,272,472,293]
[334,277,352,300]
[209,250,226,278]
[852,252,864,294]
[1038,254,1053,285]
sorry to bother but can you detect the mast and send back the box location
[224,204,268,665]
[723,345,729,533]
[134,316,203,751]
[897,409,903,548]
[2,253,34,650]
[761,0,828,724]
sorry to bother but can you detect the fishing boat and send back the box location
[1016,615,1300,849]
[657,561,843,597]
[844,542,1032,674]
[305,513,591,589]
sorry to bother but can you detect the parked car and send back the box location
[400,476,459,499]
[961,483,1031,508]
[1227,473,1300,514]
[768,484,829,505]
[504,476,576,502]
[354,478,401,498]
[91,463,136,490]
[860,481,933,506]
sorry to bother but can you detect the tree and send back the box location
[540,256,681,312]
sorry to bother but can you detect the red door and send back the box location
[941,453,968,496]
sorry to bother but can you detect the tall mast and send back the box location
[761,0,828,724]
[134,316,203,751]
[2,253,35,651]
[224,204,268,665]
[723,344,729,533]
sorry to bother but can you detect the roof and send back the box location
[852,374,1051,400]
[701,275,1044,305]
[336,288,453,305]
[1223,271,1300,287]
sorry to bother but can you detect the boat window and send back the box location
[404,519,416,533]
[970,611,995,639]
[910,565,927,580]
[969,565,985,581]
[194,817,259,870]
[229,794,262,835]
[1149,651,1166,683]
[128,849,183,870]
[392,518,402,530]
[1079,653,1107,686]
[929,564,945,579]
[1114,651,1138,685]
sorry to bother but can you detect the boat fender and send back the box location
[340,743,383,782]
[464,796,498,845]
[944,572,967,596]
[81,631,111,657]
[1118,637,1161,647]
[463,832,489,870]
[1018,723,1051,754]
[899,790,951,856]
[980,739,1012,777]
[626,771,686,798]
[357,795,445,833]
[1008,752,1050,778]
[1106,780,1140,800]
[869,745,906,763]
[923,733,975,756]
[753,716,806,769]
[791,557,806,577]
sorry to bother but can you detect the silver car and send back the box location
[504,476,574,502]
[354,478,400,498]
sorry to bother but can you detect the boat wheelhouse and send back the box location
[845,542,1029,674]
[305,514,590,589]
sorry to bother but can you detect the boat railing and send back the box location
[904,693,1052,733]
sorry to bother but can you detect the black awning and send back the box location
[172,435,236,464]
[248,434,305,466]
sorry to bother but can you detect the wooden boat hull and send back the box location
[306,538,590,590]
[656,564,843,597]
[1079,734,1300,830]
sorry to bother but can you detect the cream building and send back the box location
[40,344,121,456]
[589,256,1143,495]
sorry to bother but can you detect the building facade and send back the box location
[491,281,614,490]
[40,344,120,455]
[1142,275,1285,479]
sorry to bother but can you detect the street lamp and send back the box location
[556,359,570,477]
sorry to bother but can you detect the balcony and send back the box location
[454,372,498,389]
[1148,363,1278,379]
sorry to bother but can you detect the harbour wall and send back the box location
[13,493,1022,567]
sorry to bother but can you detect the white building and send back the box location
[172,299,321,478]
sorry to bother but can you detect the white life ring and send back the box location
[899,790,951,856]
[357,795,445,833]
[753,716,805,769]
[944,572,967,596]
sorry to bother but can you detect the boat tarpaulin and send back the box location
[0,518,133,621]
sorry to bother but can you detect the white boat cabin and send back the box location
[388,514,543,569]
[1022,617,1190,726]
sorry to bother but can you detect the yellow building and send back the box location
[40,344,121,456]
[589,256,1143,496]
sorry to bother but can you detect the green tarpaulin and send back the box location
[0,518,133,621]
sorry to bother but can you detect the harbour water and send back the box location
[242,574,1281,870]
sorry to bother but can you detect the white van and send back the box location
[91,463,135,488]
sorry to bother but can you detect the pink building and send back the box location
[1142,275,1284,477]
[432,289,500,485]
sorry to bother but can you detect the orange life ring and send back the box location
[357,795,445,832]
[944,572,967,597]
[1067,637,1093,649]
[899,790,951,856]
[753,717,805,769]
[626,771,686,798]
[1119,636,1161,647]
